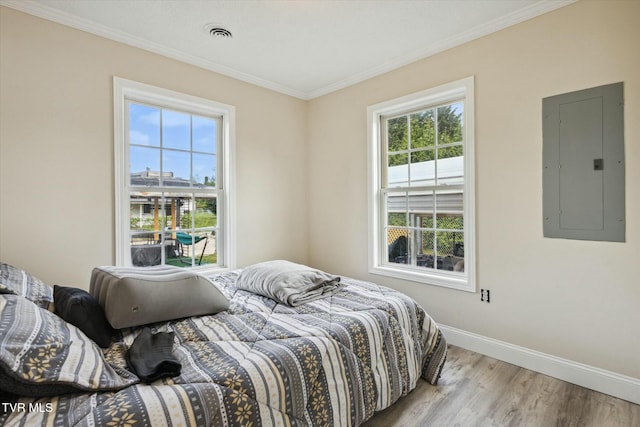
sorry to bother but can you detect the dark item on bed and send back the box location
[127,327,182,383]
[54,285,115,348]
[236,259,343,306]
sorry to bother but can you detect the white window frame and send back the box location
[367,76,475,291]
[113,77,236,272]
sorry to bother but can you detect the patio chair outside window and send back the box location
[175,232,208,265]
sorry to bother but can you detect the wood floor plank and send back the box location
[363,345,640,427]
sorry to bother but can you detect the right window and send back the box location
[368,77,475,291]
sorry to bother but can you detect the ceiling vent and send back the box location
[204,23,232,39]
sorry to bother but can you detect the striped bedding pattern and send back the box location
[0,269,446,426]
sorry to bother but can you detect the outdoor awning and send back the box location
[387,191,463,213]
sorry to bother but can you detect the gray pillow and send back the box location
[90,266,229,329]
[0,294,136,397]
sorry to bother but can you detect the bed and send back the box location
[0,261,447,426]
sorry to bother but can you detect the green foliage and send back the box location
[388,213,406,227]
[166,253,217,267]
[180,211,217,229]
[437,215,463,230]
[387,103,463,166]
[198,197,217,215]
[410,110,435,148]
[387,116,407,152]
[130,217,156,231]
[437,104,463,145]
[388,153,408,167]
[130,213,216,231]
[388,213,463,231]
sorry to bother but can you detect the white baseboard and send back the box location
[439,324,640,405]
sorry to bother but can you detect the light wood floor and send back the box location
[363,345,640,427]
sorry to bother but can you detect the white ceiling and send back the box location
[2,0,575,99]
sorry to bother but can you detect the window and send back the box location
[367,77,475,291]
[114,78,235,270]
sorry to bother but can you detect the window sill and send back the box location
[369,264,474,292]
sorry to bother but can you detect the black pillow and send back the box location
[53,285,115,348]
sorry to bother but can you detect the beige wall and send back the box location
[1,1,638,382]
[307,0,640,379]
[0,7,309,285]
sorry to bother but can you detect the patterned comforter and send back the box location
[0,269,447,426]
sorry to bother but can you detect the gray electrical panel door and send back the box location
[542,82,625,242]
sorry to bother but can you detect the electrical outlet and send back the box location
[480,289,491,303]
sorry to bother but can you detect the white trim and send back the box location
[113,77,236,270]
[0,0,306,100]
[220,103,237,271]
[440,324,640,405]
[1,0,576,100]
[367,76,475,292]
[306,0,576,99]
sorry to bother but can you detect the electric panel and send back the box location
[542,82,625,242]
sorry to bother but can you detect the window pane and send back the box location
[410,109,435,148]
[169,226,215,267]
[437,144,463,159]
[162,110,191,150]
[437,231,461,257]
[434,190,464,216]
[437,102,463,145]
[130,230,157,246]
[436,214,464,231]
[162,150,191,186]
[421,214,434,229]
[129,104,160,147]
[386,191,407,224]
[130,146,160,186]
[131,243,162,267]
[388,152,408,167]
[437,147,463,186]
[417,229,435,268]
[172,230,215,267]
[407,190,435,215]
[387,116,407,151]
[162,195,182,232]
[387,153,408,188]
[192,196,218,229]
[387,228,409,264]
[192,153,216,187]
[129,192,164,244]
[410,150,435,187]
[388,212,407,227]
[411,150,435,163]
[192,116,217,154]
[436,230,464,272]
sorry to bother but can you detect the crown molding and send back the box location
[306,0,578,99]
[1,0,576,101]
[0,0,307,99]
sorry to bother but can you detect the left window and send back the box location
[114,78,235,270]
